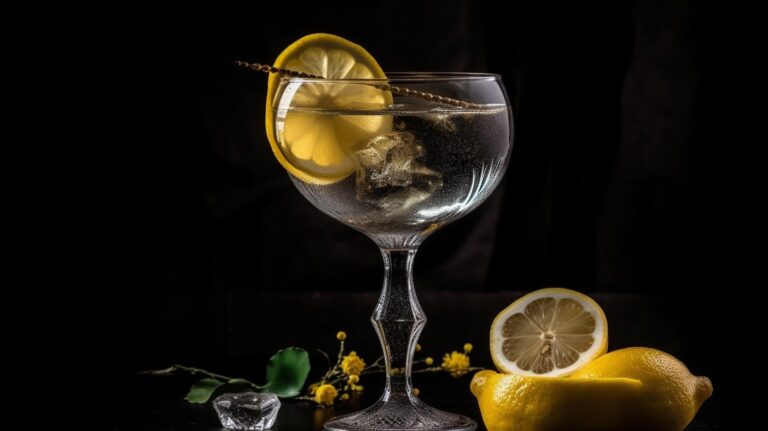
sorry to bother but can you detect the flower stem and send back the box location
[317,349,332,369]
[411,366,443,374]
[321,375,348,387]
[366,355,385,369]
[139,364,248,383]
[320,340,346,382]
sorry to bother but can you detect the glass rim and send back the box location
[279,72,501,84]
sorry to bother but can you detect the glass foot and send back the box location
[324,394,476,431]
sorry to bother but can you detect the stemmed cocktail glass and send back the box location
[271,73,513,431]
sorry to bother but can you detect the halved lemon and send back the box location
[490,288,608,376]
[265,33,392,184]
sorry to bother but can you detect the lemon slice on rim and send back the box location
[490,288,608,376]
[265,33,392,184]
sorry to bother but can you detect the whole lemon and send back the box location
[471,348,712,431]
[572,347,713,431]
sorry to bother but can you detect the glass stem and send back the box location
[372,248,425,400]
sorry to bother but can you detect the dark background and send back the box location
[116,0,746,428]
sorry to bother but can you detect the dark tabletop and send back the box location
[129,399,721,431]
[124,372,720,430]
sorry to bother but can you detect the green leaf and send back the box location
[262,347,310,397]
[185,378,225,404]
[181,348,309,403]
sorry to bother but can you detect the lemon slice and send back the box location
[265,33,392,184]
[490,288,608,376]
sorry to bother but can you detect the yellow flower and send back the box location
[340,393,350,401]
[442,351,470,378]
[341,351,366,376]
[464,343,473,354]
[350,384,364,392]
[314,384,337,406]
[425,357,434,366]
[347,374,359,384]
[415,343,422,352]
[412,387,420,396]
[336,331,347,341]
[308,382,319,395]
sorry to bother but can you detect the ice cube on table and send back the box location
[354,131,442,212]
[213,392,280,430]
